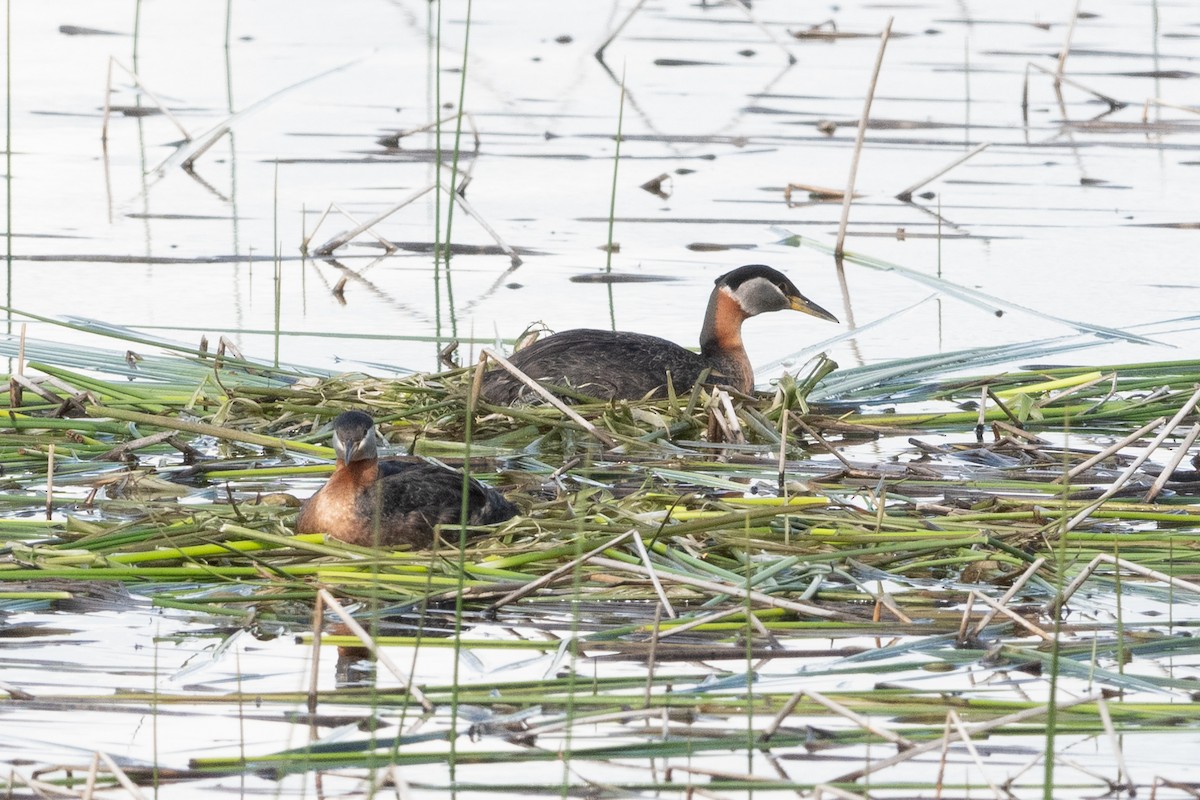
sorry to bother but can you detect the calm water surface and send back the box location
[6,0,1197,379]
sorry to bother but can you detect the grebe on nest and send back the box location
[296,410,516,548]
[478,264,837,404]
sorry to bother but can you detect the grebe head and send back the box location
[717,264,839,323]
[330,410,379,464]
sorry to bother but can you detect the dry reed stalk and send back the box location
[895,142,990,201]
[970,590,1053,642]
[631,532,676,618]
[97,751,149,800]
[10,374,63,407]
[316,588,433,712]
[83,752,100,800]
[1055,0,1082,80]
[971,557,1046,635]
[792,414,856,471]
[835,17,893,257]
[1096,696,1134,790]
[984,389,1021,426]
[956,592,977,646]
[934,712,953,796]
[947,710,1006,800]
[452,190,523,266]
[830,694,1098,784]
[716,389,745,443]
[1142,97,1200,122]
[991,420,1049,445]
[1095,554,1200,596]
[1144,421,1200,501]
[479,348,616,448]
[1057,416,1167,482]
[314,185,437,255]
[784,182,850,202]
[642,603,662,709]
[304,203,398,255]
[98,430,177,461]
[486,529,635,609]
[588,556,853,619]
[1029,62,1122,109]
[101,57,192,143]
[1053,552,1200,617]
[808,689,913,749]
[1065,387,1200,531]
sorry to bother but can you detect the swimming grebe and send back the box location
[296,410,516,548]
[478,264,837,404]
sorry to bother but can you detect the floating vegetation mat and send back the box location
[2,342,1200,798]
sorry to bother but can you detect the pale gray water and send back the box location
[5,0,1197,382]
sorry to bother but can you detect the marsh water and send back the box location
[4,0,1200,797]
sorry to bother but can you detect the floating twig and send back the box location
[1029,62,1123,111]
[1141,97,1200,123]
[971,557,1046,636]
[101,57,192,144]
[895,142,990,201]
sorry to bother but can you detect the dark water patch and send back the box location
[1132,222,1200,229]
[59,24,123,36]
[1110,70,1198,79]
[686,243,756,251]
[653,59,724,67]
[126,214,237,221]
[0,625,79,639]
[108,106,163,118]
[1070,48,1187,59]
[934,18,1054,29]
[568,273,678,284]
[581,133,749,146]
[789,29,915,41]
